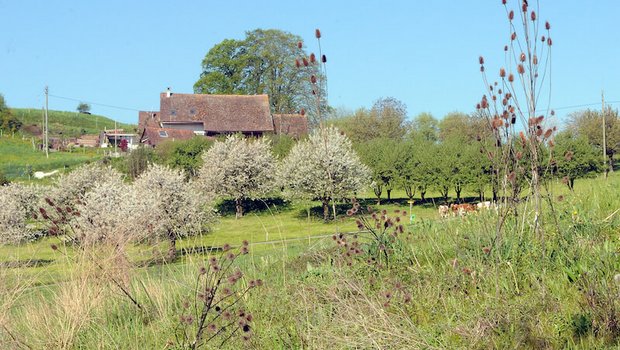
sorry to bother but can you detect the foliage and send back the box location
[356,138,407,203]
[156,137,213,178]
[0,94,21,133]
[194,29,321,122]
[569,107,620,170]
[265,133,296,159]
[76,102,91,114]
[332,97,408,144]
[409,112,439,142]
[133,164,214,260]
[280,126,371,221]
[126,146,154,180]
[553,131,602,190]
[198,135,276,218]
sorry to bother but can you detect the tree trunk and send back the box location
[167,235,177,262]
[322,199,330,222]
[235,198,243,219]
[456,189,462,202]
[387,189,392,201]
[420,190,426,201]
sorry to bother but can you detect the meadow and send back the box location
[1,172,619,349]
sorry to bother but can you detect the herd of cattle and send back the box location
[438,201,496,218]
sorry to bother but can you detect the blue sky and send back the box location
[1,0,619,125]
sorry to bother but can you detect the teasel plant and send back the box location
[173,241,263,349]
[476,0,559,245]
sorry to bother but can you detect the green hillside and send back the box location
[0,136,103,180]
[11,108,136,138]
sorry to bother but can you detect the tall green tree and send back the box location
[194,29,322,124]
[409,112,439,142]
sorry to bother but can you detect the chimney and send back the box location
[166,87,171,98]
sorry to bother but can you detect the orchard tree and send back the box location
[0,183,42,245]
[569,107,620,172]
[199,135,276,218]
[356,138,407,203]
[194,29,322,123]
[333,97,408,144]
[50,162,122,208]
[409,112,439,142]
[280,126,370,221]
[553,131,602,190]
[133,165,214,261]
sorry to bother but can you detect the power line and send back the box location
[48,94,144,112]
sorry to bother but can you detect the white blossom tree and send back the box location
[133,164,214,261]
[50,162,122,208]
[0,183,45,245]
[279,126,371,221]
[198,135,276,218]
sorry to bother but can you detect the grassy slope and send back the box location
[11,108,136,138]
[0,136,103,180]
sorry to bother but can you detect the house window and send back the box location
[159,131,168,138]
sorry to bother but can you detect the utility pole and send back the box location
[114,119,117,156]
[602,90,607,178]
[44,86,49,159]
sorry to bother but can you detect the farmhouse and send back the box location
[138,89,308,146]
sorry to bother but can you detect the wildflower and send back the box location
[207,323,217,332]
[226,252,235,260]
[209,256,218,266]
[199,266,207,275]
[242,240,249,247]
[240,246,249,255]
[50,244,58,250]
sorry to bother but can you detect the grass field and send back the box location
[11,108,136,138]
[0,136,105,180]
[1,173,619,348]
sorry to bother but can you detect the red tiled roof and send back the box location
[272,114,308,138]
[159,93,273,133]
[140,127,199,147]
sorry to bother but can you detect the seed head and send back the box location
[302,58,309,66]
[297,41,303,49]
[479,56,484,65]
[545,21,551,30]
[520,52,526,62]
[530,11,536,21]
[508,10,514,20]
[300,108,305,116]
[310,75,317,84]
[517,64,525,74]
[499,67,506,78]
[295,59,300,68]
[310,53,316,63]
[511,32,516,41]
[547,37,552,46]
[315,28,321,39]
[321,54,327,63]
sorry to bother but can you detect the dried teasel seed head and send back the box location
[545,21,551,30]
[500,67,506,78]
[300,108,305,116]
[550,109,555,116]
[533,55,538,65]
[565,151,574,161]
[544,129,553,139]
[522,2,527,12]
[530,11,536,21]
[321,54,327,63]
[310,75,317,84]
[309,53,316,63]
[302,58,309,66]
[511,32,517,41]
[479,56,484,65]
[517,64,525,74]
[509,10,514,20]
[504,45,509,52]
[295,59,300,68]
[520,52,526,62]
[547,37,553,46]
[541,35,546,42]
[315,28,321,39]
[297,41,303,49]
[502,0,506,4]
